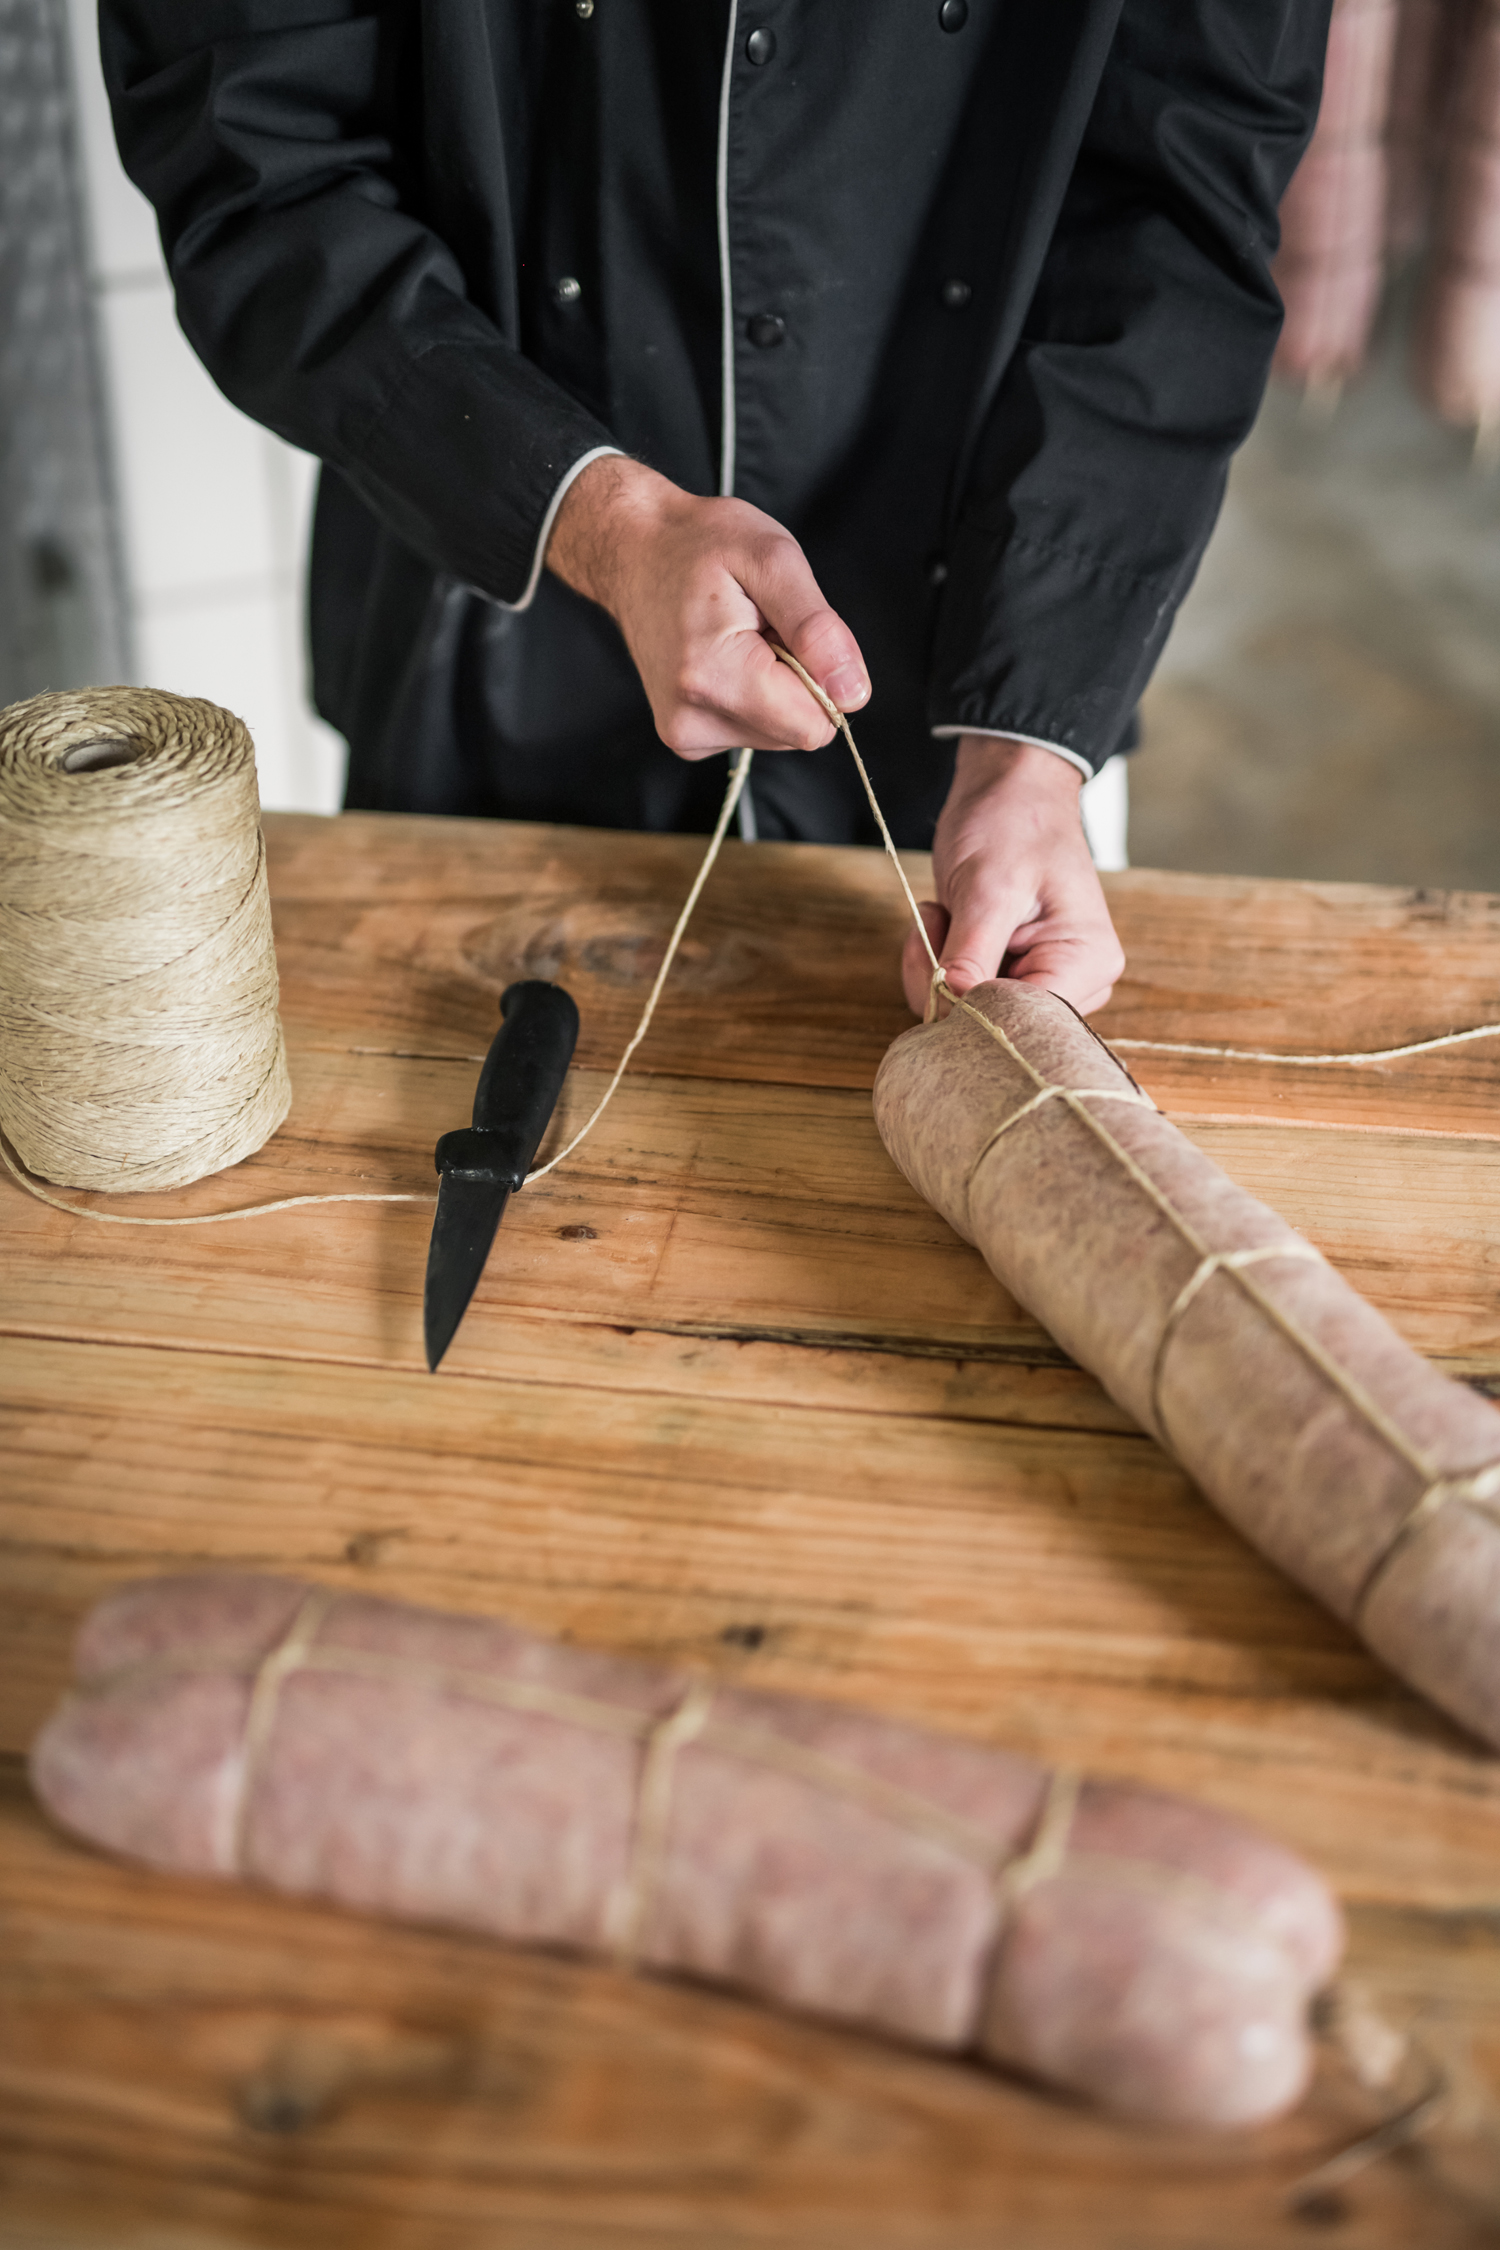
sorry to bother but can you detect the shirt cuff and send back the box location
[494,445,627,614]
[929,725,1094,781]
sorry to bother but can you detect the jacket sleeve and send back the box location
[929,0,1332,770]
[99,1,619,607]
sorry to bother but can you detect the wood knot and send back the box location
[720,1623,768,1651]
[1291,2189,1350,2228]
[558,1223,598,1241]
[461,904,768,997]
[345,1528,403,1567]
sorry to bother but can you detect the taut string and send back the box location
[6,643,1499,1245]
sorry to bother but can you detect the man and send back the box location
[101,0,1328,1016]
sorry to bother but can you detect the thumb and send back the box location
[939,883,1031,997]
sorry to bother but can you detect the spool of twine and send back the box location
[0,687,291,1193]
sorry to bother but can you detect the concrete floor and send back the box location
[1130,299,1500,889]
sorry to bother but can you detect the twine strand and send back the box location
[0,1131,427,1224]
[996,1766,1080,1908]
[1147,1244,1325,1448]
[605,1677,716,1965]
[523,748,752,1183]
[1114,1024,1500,1067]
[229,1586,333,1874]
[1352,1460,1500,1626]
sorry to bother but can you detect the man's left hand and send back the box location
[901,737,1125,1017]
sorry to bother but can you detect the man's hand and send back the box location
[902,737,1125,1018]
[547,455,869,755]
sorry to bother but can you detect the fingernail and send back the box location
[824,664,869,711]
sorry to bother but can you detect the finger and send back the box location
[665,630,838,754]
[1009,965,1119,1014]
[1005,934,1124,1015]
[938,881,1036,997]
[1013,971,1119,1016]
[738,538,870,717]
[901,901,950,1014]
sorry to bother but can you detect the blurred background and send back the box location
[1,0,343,812]
[2,0,1498,872]
[1133,297,1500,888]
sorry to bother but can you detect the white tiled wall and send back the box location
[63,0,345,813]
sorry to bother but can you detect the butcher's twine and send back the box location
[89,1585,1445,2190]
[83,1583,1300,2015]
[0,688,291,1195]
[15,674,1474,2193]
[940,944,1500,1632]
[5,657,1500,1225]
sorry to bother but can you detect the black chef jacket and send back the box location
[101,0,1328,844]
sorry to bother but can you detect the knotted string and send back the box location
[80,1588,1302,2039]
[1147,1244,1326,1449]
[942,969,1500,1622]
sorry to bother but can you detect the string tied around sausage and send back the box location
[75,1583,1307,2049]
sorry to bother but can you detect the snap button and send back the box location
[575,0,594,16]
[940,278,972,309]
[553,276,582,305]
[746,27,777,64]
[747,312,786,349]
[938,0,968,27]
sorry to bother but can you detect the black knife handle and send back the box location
[434,980,580,1188]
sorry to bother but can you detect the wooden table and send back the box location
[5,814,1500,2247]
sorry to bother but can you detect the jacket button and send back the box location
[554,276,582,305]
[940,278,972,309]
[746,27,777,63]
[938,0,968,26]
[747,312,786,349]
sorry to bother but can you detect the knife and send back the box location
[423,980,580,1371]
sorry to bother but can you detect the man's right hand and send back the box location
[545,455,870,757]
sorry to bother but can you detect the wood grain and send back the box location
[5,1331,1499,1911]
[7,1060,1500,1377]
[265,815,1500,1133]
[2,1761,1498,2250]
[6,812,1500,2243]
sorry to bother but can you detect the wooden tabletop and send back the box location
[5,813,1500,2246]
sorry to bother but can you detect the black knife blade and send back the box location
[423,980,580,1371]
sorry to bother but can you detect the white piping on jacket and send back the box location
[715,0,742,502]
[714,0,757,840]
[929,725,1093,780]
[496,444,624,613]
